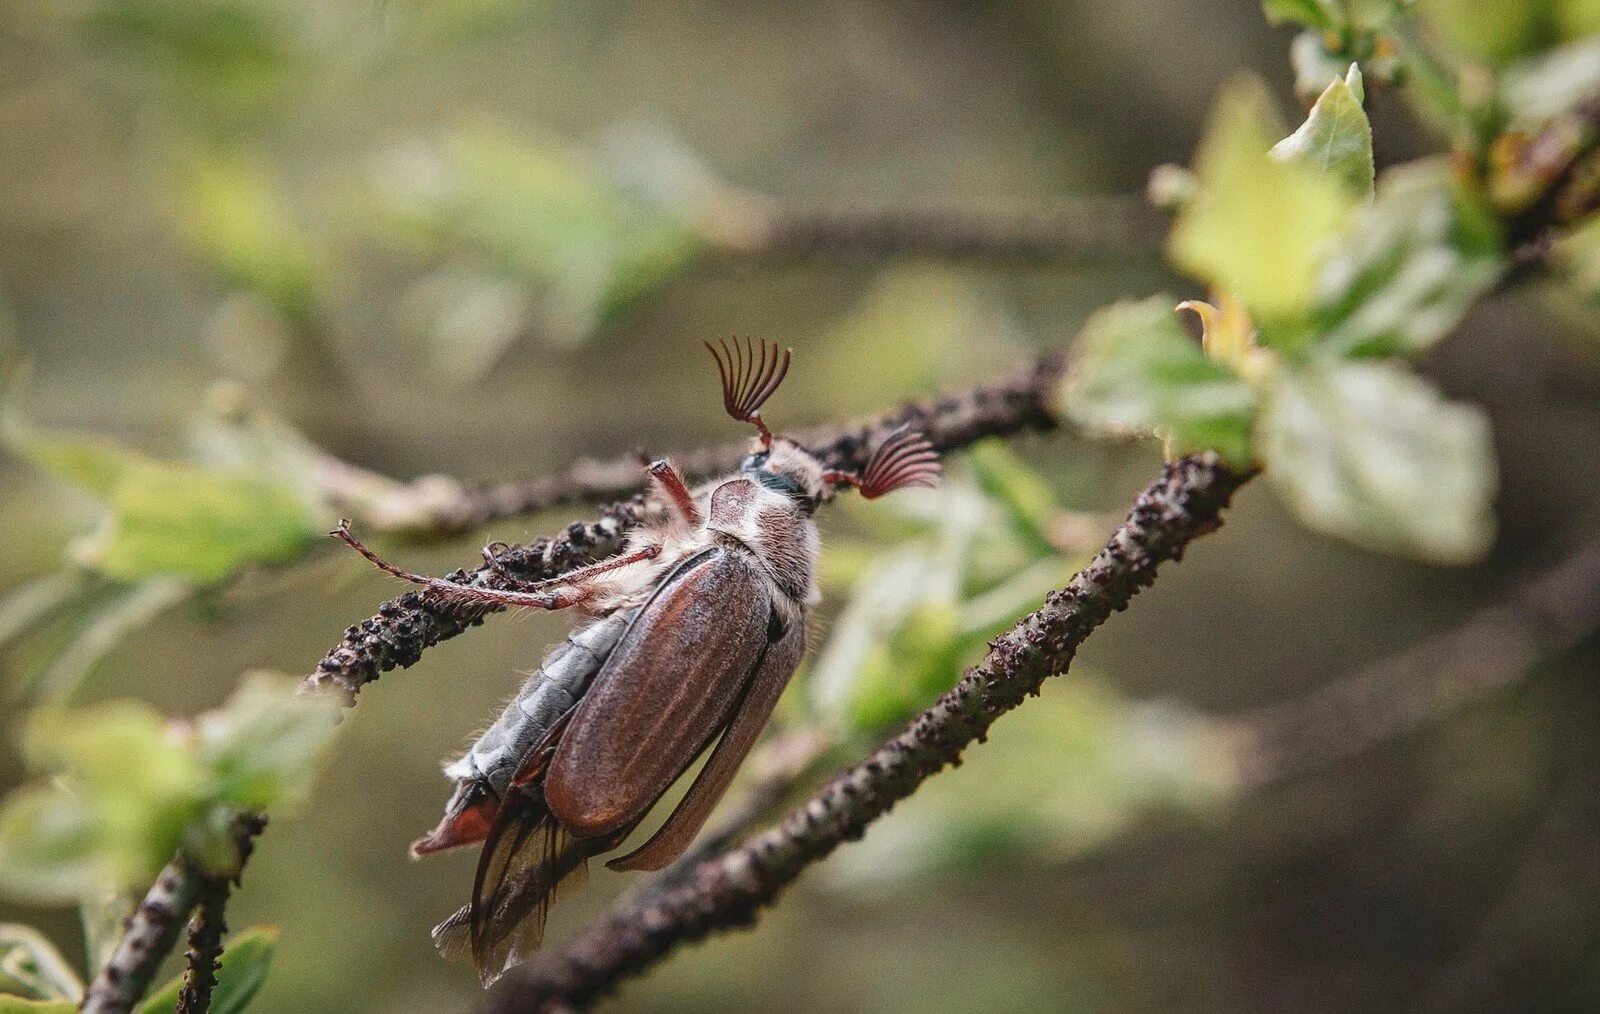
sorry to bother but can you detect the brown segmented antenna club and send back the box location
[825,426,942,499]
[705,336,792,448]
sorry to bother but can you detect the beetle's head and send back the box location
[709,337,941,511]
[739,437,828,513]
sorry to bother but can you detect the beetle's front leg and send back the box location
[647,459,702,527]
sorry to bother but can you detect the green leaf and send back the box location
[0,997,76,1013]
[0,926,82,1002]
[0,788,104,903]
[1413,0,1557,65]
[138,925,278,1014]
[1170,77,1356,325]
[8,705,206,895]
[965,443,1061,556]
[1270,64,1375,199]
[3,423,155,499]
[1313,161,1504,358]
[1061,297,1259,465]
[6,407,322,585]
[372,122,704,354]
[76,461,319,584]
[1259,360,1497,563]
[1262,0,1338,30]
[196,672,341,814]
[176,152,321,324]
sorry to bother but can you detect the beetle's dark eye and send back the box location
[754,470,803,500]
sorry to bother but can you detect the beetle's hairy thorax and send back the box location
[705,477,820,615]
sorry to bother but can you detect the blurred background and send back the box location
[3,1,1600,1011]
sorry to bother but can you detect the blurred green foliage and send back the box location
[0,0,1597,1010]
[1068,57,1501,563]
[0,674,338,903]
[370,122,708,357]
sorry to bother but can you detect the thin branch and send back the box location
[483,453,1251,1012]
[1226,537,1600,790]
[81,862,199,1014]
[301,350,1068,703]
[713,198,1166,265]
[175,877,229,1014]
[80,817,264,1014]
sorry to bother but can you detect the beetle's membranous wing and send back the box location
[431,801,593,986]
[608,612,806,871]
[469,804,590,986]
[543,545,776,840]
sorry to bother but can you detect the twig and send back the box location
[175,877,229,1014]
[714,198,1166,265]
[80,817,264,1014]
[81,863,199,1014]
[1226,538,1600,790]
[483,453,1250,1012]
[301,350,1068,703]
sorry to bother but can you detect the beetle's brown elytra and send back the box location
[333,338,942,987]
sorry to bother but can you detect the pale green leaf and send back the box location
[14,705,205,892]
[176,153,321,324]
[196,672,341,813]
[1062,297,1258,465]
[1313,161,1504,358]
[75,461,319,584]
[371,123,703,354]
[138,925,278,1014]
[1262,0,1338,29]
[1260,360,1497,563]
[0,926,82,1002]
[1414,0,1552,65]
[0,788,104,903]
[0,997,76,1013]
[965,443,1061,556]
[1289,30,1354,104]
[3,423,155,500]
[1170,77,1355,323]
[1270,64,1375,199]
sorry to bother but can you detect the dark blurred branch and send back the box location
[302,350,1068,703]
[713,198,1166,265]
[79,816,264,1014]
[175,877,230,1014]
[1227,538,1600,790]
[1418,760,1600,1012]
[484,454,1250,1012]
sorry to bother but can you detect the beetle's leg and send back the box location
[481,541,515,583]
[331,521,658,610]
[647,459,702,527]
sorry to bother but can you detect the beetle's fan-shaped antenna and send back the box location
[705,336,791,446]
[842,427,942,500]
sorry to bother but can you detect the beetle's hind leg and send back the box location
[331,521,584,610]
[331,521,657,611]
